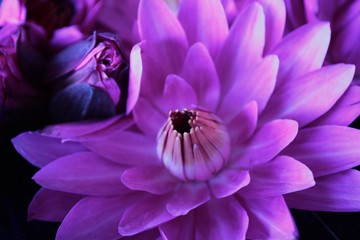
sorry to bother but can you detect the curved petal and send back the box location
[33,152,129,196]
[12,132,86,168]
[283,126,360,177]
[138,0,188,74]
[195,197,249,240]
[40,115,122,139]
[119,194,174,236]
[217,2,265,94]
[121,166,178,195]
[133,97,167,139]
[285,170,360,212]
[178,0,228,58]
[208,169,250,199]
[83,129,160,166]
[166,182,210,216]
[240,156,315,198]
[159,213,196,240]
[260,64,355,127]
[180,43,220,111]
[127,43,142,114]
[28,188,83,222]
[241,196,298,240]
[310,84,360,126]
[226,101,258,144]
[232,119,298,169]
[271,22,330,87]
[257,0,286,53]
[163,74,197,111]
[56,195,136,240]
[218,54,278,121]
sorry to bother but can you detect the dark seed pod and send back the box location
[49,83,116,123]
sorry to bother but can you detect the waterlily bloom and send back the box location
[285,0,360,79]
[12,0,360,239]
[47,32,130,122]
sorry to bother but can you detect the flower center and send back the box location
[157,109,231,181]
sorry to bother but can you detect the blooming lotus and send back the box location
[12,0,360,239]
[47,32,130,122]
[285,0,360,79]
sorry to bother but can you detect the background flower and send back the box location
[12,0,360,239]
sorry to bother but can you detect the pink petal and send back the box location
[12,132,86,168]
[28,188,83,222]
[240,155,314,198]
[127,43,142,114]
[310,84,360,126]
[180,43,220,111]
[40,115,122,139]
[133,97,167,139]
[0,0,26,25]
[260,64,355,127]
[257,0,286,53]
[217,2,265,94]
[138,0,188,74]
[232,119,298,169]
[56,195,135,240]
[178,0,228,58]
[50,26,83,50]
[218,54,278,121]
[271,22,330,87]
[33,152,129,196]
[241,196,298,239]
[209,168,250,199]
[119,194,174,236]
[285,170,360,211]
[195,197,248,240]
[166,182,210,216]
[226,101,258,144]
[283,126,360,177]
[83,130,160,166]
[163,74,197,111]
[121,166,178,195]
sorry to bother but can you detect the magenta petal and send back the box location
[12,132,86,168]
[40,115,122,139]
[33,152,129,196]
[178,0,228,58]
[226,101,258,144]
[83,130,159,166]
[310,84,360,126]
[133,97,167,139]
[261,64,355,127]
[121,166,178,194]
[257,0,286,53]
[241,196,298,239]
[195,197,248,240]
[159,213,196,240]
[209,169,250,199]
[119,195,174,236]
[232,119,298,169]
[138,0,188,74]
[271,22,330,87]
[180,43,220,111]
[285,170,360,211]
[127,43,142,114]
[28,188,83,222]
[56,196,134,240]
[50,26,83,50]
[163,74,197,111]
[283,126,360,177]
[218,55,278,121]
[166,182,210,216]
[240,156,314,198]
[217,2,265,94]
[0,0,26,25]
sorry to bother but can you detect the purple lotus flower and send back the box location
[47,32,130,122]
[12,0,360,239]
[285,0,360,79]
